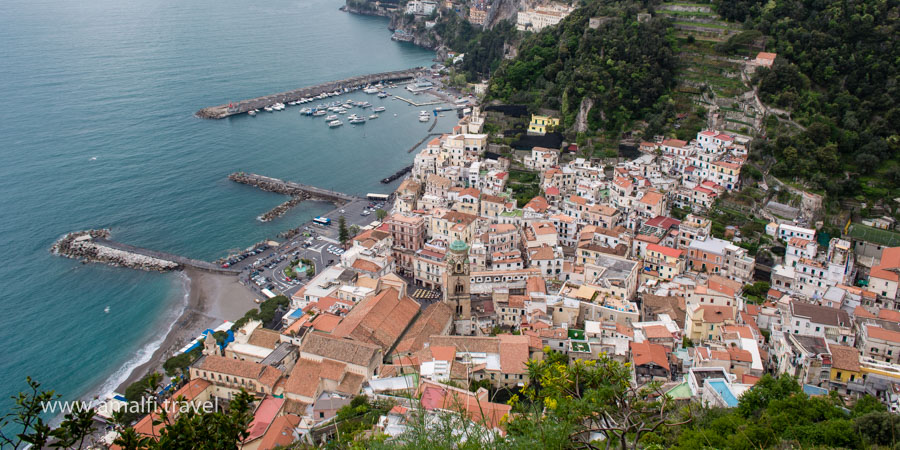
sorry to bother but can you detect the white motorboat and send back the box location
[264,106,273,112]
[350,117,366,124]
[247,110,257,116]
[377,92,388,98]
[419,115,430,122]
[363,86,379,94]
[328,120,343,127]
[374,106,386,112]
[369,114,379,119]
[325,114,339,121]
[313,110,326,116]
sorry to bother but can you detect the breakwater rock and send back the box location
[259,196,306,222]
[51,230,181,272]
[381,165,412,184]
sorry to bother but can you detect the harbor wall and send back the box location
[196,67,426,119]
[228,172,358,204]
[51,230,240,274]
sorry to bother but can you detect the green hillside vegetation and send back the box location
[429,15,518,81]
[488,1,678,134]
[730,0,900,204]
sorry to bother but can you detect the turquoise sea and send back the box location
[0,0,445,413]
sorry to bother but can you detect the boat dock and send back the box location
[393,96,443,107]
[196,68,426,119]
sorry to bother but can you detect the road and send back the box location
[230,197,388,299]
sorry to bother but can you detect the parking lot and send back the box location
[226,197,389,299]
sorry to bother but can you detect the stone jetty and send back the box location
[52,230,180,272]
[51,230,240,274]
[259,196,307,222]
[196,67,426,119]
[228,172,357,204]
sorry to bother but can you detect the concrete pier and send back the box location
[196,67,426,119]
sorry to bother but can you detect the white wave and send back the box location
[84,272,191,400]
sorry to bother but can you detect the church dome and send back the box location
[449,239,469,252]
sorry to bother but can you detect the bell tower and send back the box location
[444,240,471,319]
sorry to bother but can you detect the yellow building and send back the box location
[528,114,559,135]
[829,344,862,385]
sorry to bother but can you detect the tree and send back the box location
[506,349,690,449]
[338,215,349,245]
[0,377,57,449]
[48,402,96,449]
[112,390,255,449]
[375,208,387,221]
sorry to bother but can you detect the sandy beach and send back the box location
[115,268,258,391]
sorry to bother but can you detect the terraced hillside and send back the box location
[659,2,764,137]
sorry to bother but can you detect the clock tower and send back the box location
[444,240,471,319]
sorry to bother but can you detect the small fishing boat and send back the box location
[248,110,257,116]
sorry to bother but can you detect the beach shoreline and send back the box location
[114,268,257,392]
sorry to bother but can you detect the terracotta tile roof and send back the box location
[662,138,687,147]
[498,334,530,374]
[337,373,365,395]
[742,374,760,385]
[298,332,381,367]
[244,395,284,442]
[311,313,342,333]
[699,305,734,323]
[526,276,547,294]
[616,323,634,338]
[647,243,682,258]
[726,347,752,363]
[867,325,900,344]
[854,306,876,319]
[528,244,556,261]
[133,379,213,438]
[721,325,753,340]
[198,355,272,380]
[830,344,860,372]
[427,335,499,355]
[643,324,673,339]
[791,302,851,327]
[756,51,777,61]
[523,196,549,213]
[394,302,454,355]
[351,258,382,273]
[630,341,669,371]
[508,295,527,309]
[257,414,301,450]
[248,328,283,350]
[417,380,511,433]
[879,309,900,323]
[870,265,899,282]
[283,360,324,398]
[331,287,420,351]
[639,191,663,206]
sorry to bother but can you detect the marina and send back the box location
[195,68,425,119]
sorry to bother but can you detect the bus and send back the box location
[313,216,331,225]
[260,288,277,299]
[366,193,389,201]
